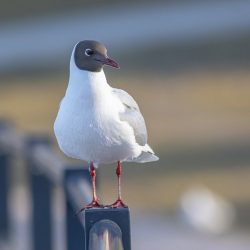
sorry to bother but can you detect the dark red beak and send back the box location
[102,57,120,68]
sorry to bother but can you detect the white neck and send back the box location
[65,48,111,104]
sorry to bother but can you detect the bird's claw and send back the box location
[77,199,104,214]
[109,199,128,208]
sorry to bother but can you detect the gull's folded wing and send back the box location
[112,88,147,146]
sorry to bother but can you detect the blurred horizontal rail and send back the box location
[0,124,24,154]
[32,144,67,183]
[66,172,93,212]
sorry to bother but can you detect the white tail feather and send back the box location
[127,144,159,163]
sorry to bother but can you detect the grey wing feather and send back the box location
[112,88,147,146]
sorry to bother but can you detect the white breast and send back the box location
[54,68,140,164]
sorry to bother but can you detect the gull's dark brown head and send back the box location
[74,40,119,72]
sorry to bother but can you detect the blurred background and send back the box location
[1,0,250,249]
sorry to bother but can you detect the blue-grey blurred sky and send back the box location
[1,0,250,75]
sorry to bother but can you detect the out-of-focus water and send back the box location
[1,0,250,74]
[3,187,250,250]
[131,215,250,250]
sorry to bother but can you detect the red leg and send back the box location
[111,161,128,208]
[80,162,102,211]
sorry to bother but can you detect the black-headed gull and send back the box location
[54,40,159,209]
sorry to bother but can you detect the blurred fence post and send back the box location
[0,121,10,239]
[0,151,10,240]
[64,168,90,250]
[26,135,52,250]
[0,152,10,239]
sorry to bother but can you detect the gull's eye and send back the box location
[85,48,94,56]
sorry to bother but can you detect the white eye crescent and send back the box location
[85,49,94,56]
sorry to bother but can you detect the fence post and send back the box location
[26,135,52,250]
[0,121,10,239]
[0,151,10,239]
[64,168,90,250]
[85,208,131,250]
